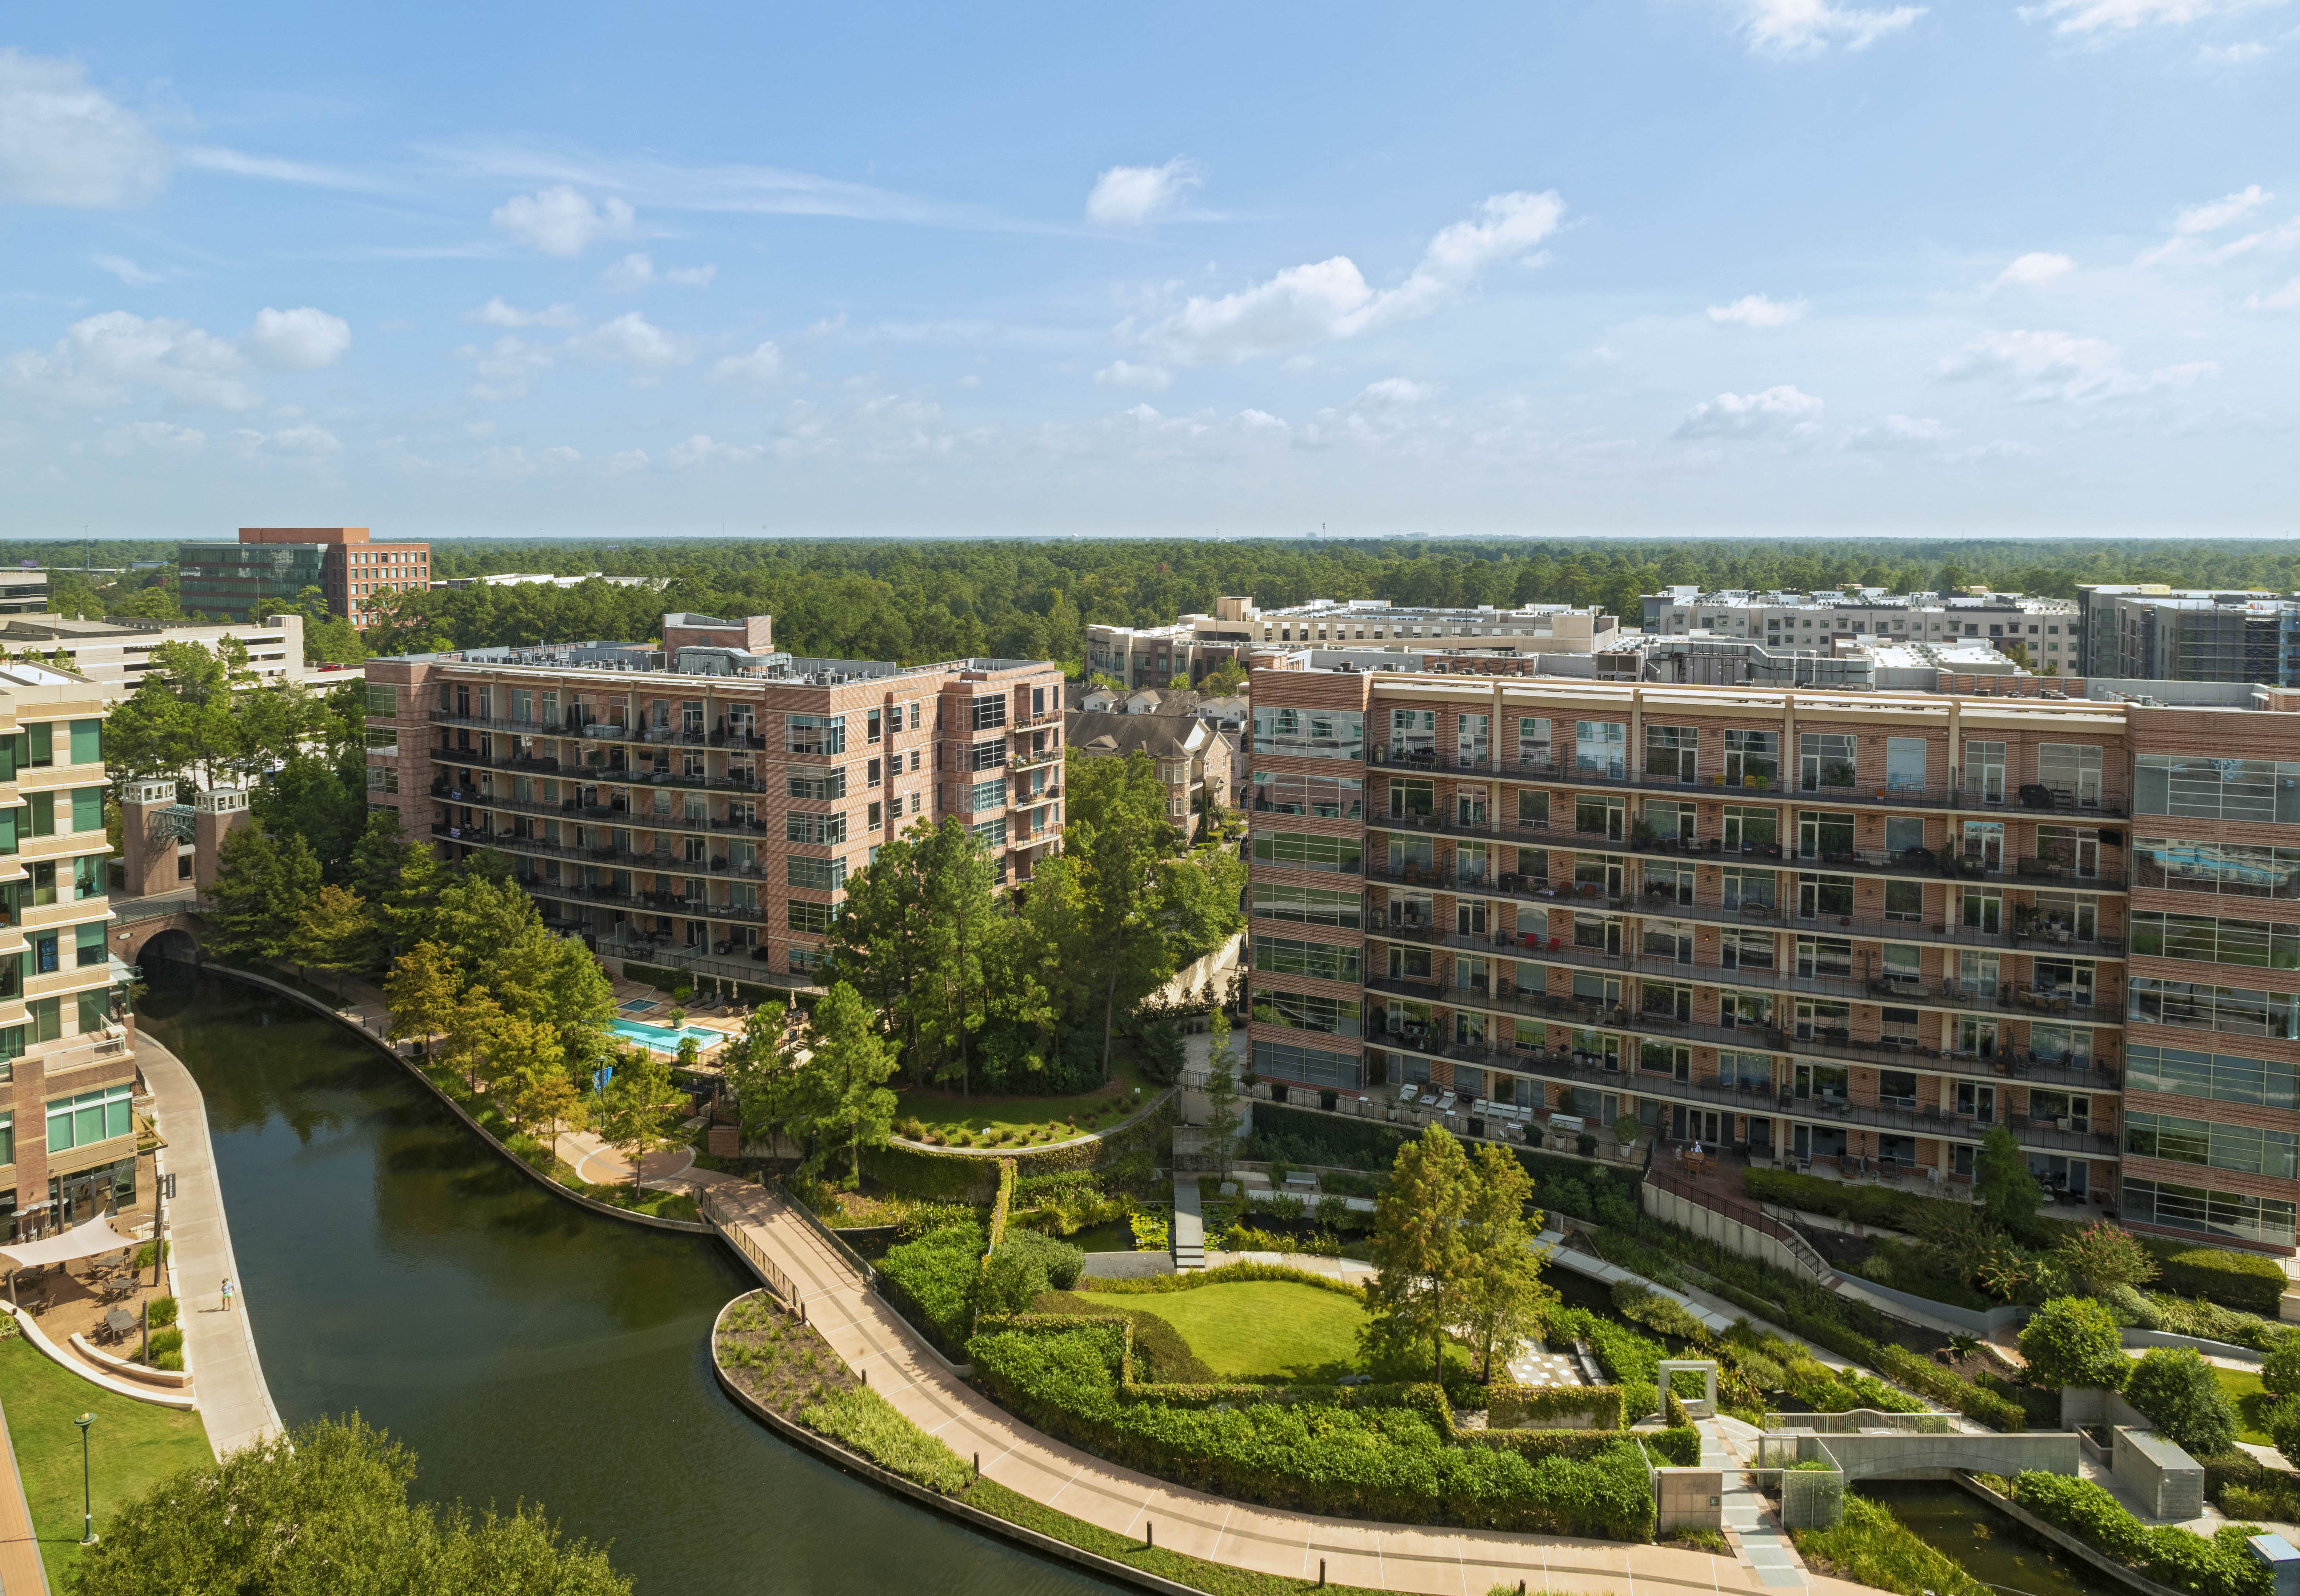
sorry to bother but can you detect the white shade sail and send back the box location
[0,1213,135,1271]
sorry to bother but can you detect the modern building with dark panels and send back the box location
[2079,586,2300,687]
[178,527,429,626]
[362,613,1065,988]
[1241,658,2300,1260]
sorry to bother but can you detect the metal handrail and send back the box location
[698,1188,801,1308]
[767,1176,878,1285]
[1647,1167,1833,1281]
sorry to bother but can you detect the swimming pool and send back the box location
[608,1018,727,1053]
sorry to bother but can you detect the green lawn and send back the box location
[0,1336,212,1587]
[1118,1282,1371,1381]
[2216,1365,2275,1446]
[896,1054,1157,1147]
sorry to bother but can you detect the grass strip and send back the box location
[1792,1493,1992,1596]
[803,1386,973,1494]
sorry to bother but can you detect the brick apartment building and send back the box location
[1242,660,2300,1257]
[0,664,137,1239]
[179,527,430,627]
[363,613,1065,985]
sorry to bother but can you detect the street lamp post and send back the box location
[74,1412,96,1545]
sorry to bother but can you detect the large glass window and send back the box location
[1798,733,1856,791]
[2129,976,2300,1039]
[1250,883,1362,928]
[784,812,848,845]
[784,714,846,756]
[2136,755,2300,822]
[1251,707,1365,760]
[2127,1043,2300,1108]
[970,694,1008,730]
[1515,718,1552,768]
[1389,709,1437,760]
[1250,1037,1362,1090]
[2135,837,2300,900]
[2131,910,2300,970]
[1646,725,1697,784]
[2122,1176,2297,1248]
[786,768,847,801]
[44,1085,132,1152]
[1252,988,1361,1037]
[2038,744,2104,808]
[1251,830,1363,874]
[2128,1112,2299,1178]
[1574,721,1625,779]
[1252,935,1360,983]
[786,856,848,891]
[1723,805,1777,852]
[1723,729,1778,789]
[787,901,836,934]
[968,739,1007,771]
[1251,770,1363,818]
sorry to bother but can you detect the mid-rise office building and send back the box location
[1242,659,2300,1259]
[0,663,138,1238]
[179,527,430,627]
[0,613,310,696]
[1088,596,1618,688]
[363,613,1065,986]
[0,573,48,616]
[1643,588,2080,670]
[2078,586,2300,687]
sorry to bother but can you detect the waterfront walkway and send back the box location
[0,1395,47,1596]
[700,1178,1860,1596]
[138,1035,285,1460]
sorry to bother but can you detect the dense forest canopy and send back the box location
[10,536,2300,670]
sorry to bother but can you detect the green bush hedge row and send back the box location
[965,1316,1657,1538]
[1485,1384,1626,1430]
[1076,1259,1365,1300]
[876,1222,986,1358]
[2155,1246,2289,1317]
[1871,1343,2027,1432]
[2012,1472,2269,1596]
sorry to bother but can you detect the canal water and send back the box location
[1858,1482,2112,1596]
[137,965,1111,1596]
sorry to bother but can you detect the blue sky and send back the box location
[1,1,2296,538]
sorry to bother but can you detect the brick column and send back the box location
[119,779,181,898]
[192,789,251,890]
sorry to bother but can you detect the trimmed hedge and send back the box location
[1485,1385,1626,1431]
[1871,1343,2027,1432]
[877,1222,986,1358]
[2155,1244,2289,1317]
[2012,1472,2270,1596]
[987,1157,1017,1254]
[966,1316,1656,1538]
[1078,1259,1364,1300]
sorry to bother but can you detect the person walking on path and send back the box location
[221,1276,234,1313]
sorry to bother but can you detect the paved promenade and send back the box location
[0,1393,48,1596]
[138,1035,285,1460]
[701,1178,1861,1596]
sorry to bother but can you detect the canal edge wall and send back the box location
[134,1032,288,1456]
[707,1291,1209,1596]
[197,963,714,1238]
[1953,1474,2191,1596]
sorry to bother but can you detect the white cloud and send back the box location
[245,306,351,370]
[2177,185,2273,233]
[2248,275,2300,309]
[601,252,716,290]
[2019,0,2284,33]
[1085,158,1203,226]
[231,424,341,457]
[666,434,764,468]
[1143,190,1564,366]
[7,311,256,409]
[490,185,636,256]
[1992,252,2076,288]
[710,341,784,387]
[2199,39,2272,60]
[1847,413,1952,449]
[0,49,170,208]
[604,449,650,475]
[457,335,553,401]
[101,420,204,456]
[1707,293,1805,327]
[1733,0,1927,56]
[1938,327,2219,400]
[1094,360,1171,391]
[1945,439,2043,462]
[177,146,379,191]
[91,253,162,286]
[1359,377,1434,405]
[467,296,581,330]
[568,312,686,380]
[1673,384,1825,440]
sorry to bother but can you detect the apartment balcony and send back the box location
[1361,972,2122,1090]
[428,708,772,750]
[521,874,778,926]
[1370,813,2126,890]
[430,824,771,881]
[33,1031,135,1081]
[1368,921,2115,1024]
[1362,746,2128,817]
[1359,863,2128,958]
[1365,1026,2117,1157]
[1010,747,1064,772]
[429,745,767,795]
[431,785,738,838]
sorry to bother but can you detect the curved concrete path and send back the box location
[137,1034,285,1460]
[702,1178,1869,1596]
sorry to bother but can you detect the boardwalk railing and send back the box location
[698,1189,800,1308]
[1644,1168,1836,1282]
[766,1177,878,1286]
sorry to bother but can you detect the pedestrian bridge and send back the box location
[1758,1413,2081,1527]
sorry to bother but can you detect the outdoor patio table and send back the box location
[101,1307,134,1339]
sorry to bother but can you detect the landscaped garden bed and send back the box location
[895,1055,1158,1147]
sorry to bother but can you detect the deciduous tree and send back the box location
[292,883,378,995]
[2124,1346,2238,1457]
[384,941,462,1053]
[800,981,899,1183]
[1363,1125,1475,1386]
[1460,1140,1552,1383]
[206,827,323,965]
[597,1050,684,1196]
[1974,1124,2040,1232]
[2017,1297,2128,1391]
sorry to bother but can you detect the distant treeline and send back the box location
[10,536,2300,671]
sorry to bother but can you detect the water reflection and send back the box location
[1858,1482,2116,1596]
[138,966,1111,1596]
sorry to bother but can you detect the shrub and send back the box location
[2019,1297,2130,1392]
[1080,1258,1365,1298]
[2125,1347,2240,1458]
[2013,1472,2270,1596]
[2056,1221,2159,1294]
[2267,1396,2300,1470]
[2154,1244,2289,1317]
[1795,1492,1992,1596]
[145,1295,180,1329]
[876,1222,986,1357]
[977,1229,1086,1315]
[153,1348,184,1371]
[1485,1385,1626,1430]
[131,1240,170,1271]
[802,1386,974,1494]
[144,1326,184,1361]
[2264,1336,2300,1401]
[1872,1343,2027,1433]
[966,1320,1654,1536]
